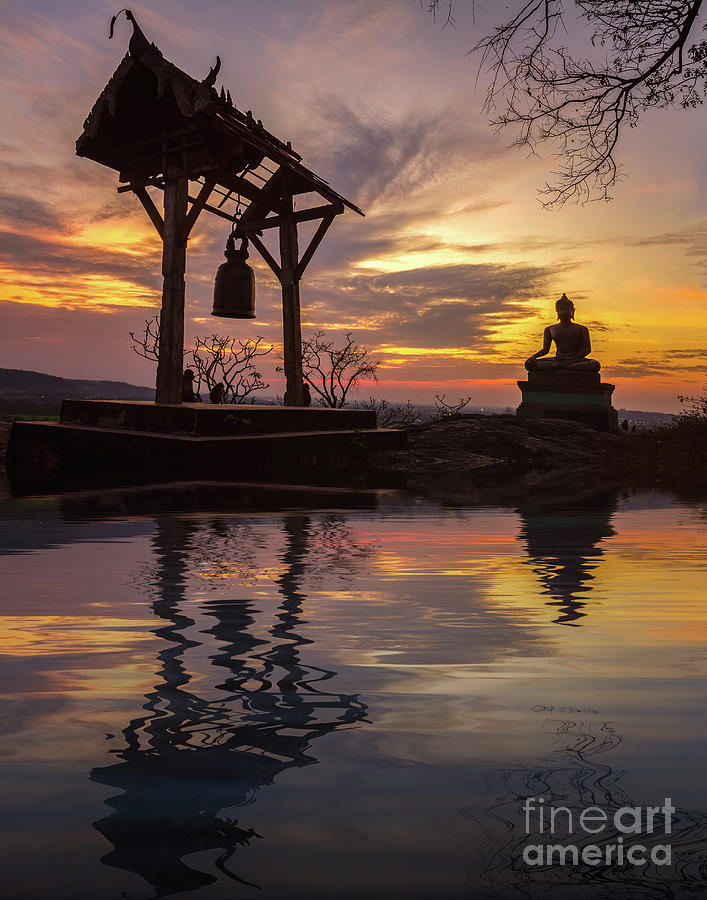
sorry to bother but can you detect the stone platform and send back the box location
[6,400,407,493]
[517,370,618,432]
[59,399,377,434]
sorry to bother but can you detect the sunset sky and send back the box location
[1,0,706,411]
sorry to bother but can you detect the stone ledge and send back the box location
[526,370,602,389]
[59,399,377,435]
[518,379,615,397]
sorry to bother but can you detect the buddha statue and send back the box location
[525,294,601,373]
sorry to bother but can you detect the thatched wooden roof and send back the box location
[76,23,362,223]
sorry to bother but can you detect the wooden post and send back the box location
[156,176,188,403]
[278,192,304,406]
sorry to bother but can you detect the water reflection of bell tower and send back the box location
[518,493,618,625]
[90,514,367,895]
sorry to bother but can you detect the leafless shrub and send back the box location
[354,397,422,427]
[300,331,380,408]
[130,315,272,403]
[433,393,472,420]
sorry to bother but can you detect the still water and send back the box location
[1,484,706,899]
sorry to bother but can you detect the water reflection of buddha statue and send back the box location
[519,491,618,626]
[525,293,601,372]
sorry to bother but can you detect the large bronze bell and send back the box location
[211,233,255,318]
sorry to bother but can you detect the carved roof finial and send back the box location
[109,8,151,58]
[202,55,221,88]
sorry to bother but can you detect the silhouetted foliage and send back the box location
[678,384,707,420]
[300,331,380,408]
[427,0,707,205]
[602,388,707,488]
[130,316,272,403]
[355,397,422,427]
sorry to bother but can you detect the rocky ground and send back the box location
[392,414,626,503]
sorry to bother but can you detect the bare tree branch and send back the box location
[129,316,161,362]
[429,0,707,205]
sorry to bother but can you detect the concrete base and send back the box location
[517,371,618,432]
[6,400,407,493]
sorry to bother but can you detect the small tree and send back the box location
[300,330,380,408]
[130,315,273,403]
[432,393,472,419]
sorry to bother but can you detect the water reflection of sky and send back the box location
[0,488,705,899]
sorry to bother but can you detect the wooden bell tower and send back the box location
[76,11,363,404]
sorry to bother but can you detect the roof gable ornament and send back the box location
[109,8,152,58]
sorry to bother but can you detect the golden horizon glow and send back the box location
[0,615,154,657]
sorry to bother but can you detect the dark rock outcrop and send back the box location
[399,414,624,503]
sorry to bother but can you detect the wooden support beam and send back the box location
[238,168,284,231]
[155,176,188,404]
[125,179,239,224]
[183,177,216,239]
[296,210,337,279]
[187,196,235,224]
[248,202,343,233]
[278,190,304,407]
[119,178,165,193]
[134,186,164,238]
[248,234,281,280]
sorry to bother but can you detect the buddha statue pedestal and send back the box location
[516,370,618,432]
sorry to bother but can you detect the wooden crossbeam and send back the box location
[119,178,165,193]
[244,200,342,282]
[296,209,337,279]
[134,186,164,238]
[249,202,343,233]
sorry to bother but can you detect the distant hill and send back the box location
[0,368,153,417]
[0,368,154,401]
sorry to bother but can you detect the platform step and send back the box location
[6,420,407,492]
[60,399,377,435]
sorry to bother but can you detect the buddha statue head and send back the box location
[555,293,575,321]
